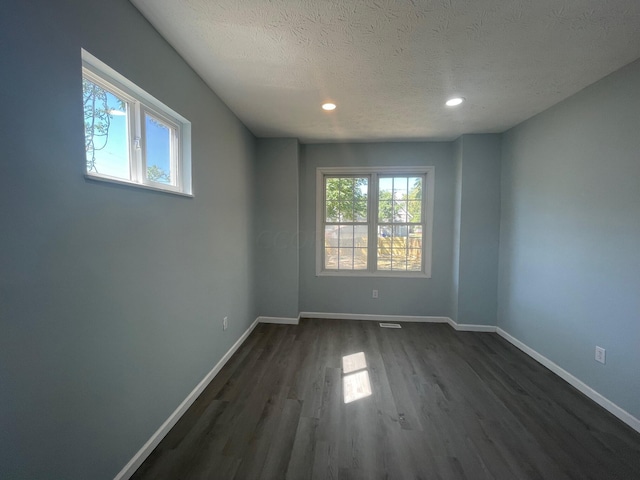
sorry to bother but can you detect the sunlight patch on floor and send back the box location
[342,351,367,374]
[342,352,372,403]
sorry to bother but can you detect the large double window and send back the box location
[81,49,192,195]
[316,167,434,277]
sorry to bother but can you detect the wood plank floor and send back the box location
[132,319,640,480]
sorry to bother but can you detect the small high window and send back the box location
[81,50,192,195]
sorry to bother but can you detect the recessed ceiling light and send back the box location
[445,97,464,107]
[322,102,336,111]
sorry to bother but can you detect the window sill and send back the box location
[85,173,193,197]
[316,270,430,279]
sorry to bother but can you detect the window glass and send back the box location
[145,113,173,185]
[323,177,368,271]
[318,168,432,277]
[83,78,130,180]
[376,175,423,271]
[81,49,191,195]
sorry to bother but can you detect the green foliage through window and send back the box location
[83,79,171,182]
[83,78,121,173]
[319,169,431,275]
[325,177,368,222]
[378,177,422,223]
[146,165,170,183]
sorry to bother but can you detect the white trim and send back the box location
[496,328,640,434]
[316,270,429,279]
[299,313,638,431]
[82,49,189,125]
[315,166,434,278]
[298,312,494,332]
[447,320,497,332]
[114,314,639,480]
[84,174,194,197]
[82,49,193,196]
[258,316,300,325]
[300,311,449,324]
[113,318,260,480]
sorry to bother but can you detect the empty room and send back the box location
[1,0,639,479]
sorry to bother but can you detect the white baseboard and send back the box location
[115,313,639,480]
[299,311,496,332]
[496,328,640,434]
[301,312,639,432]
[300,311,450,324]
[113,317,260,480]
[447,319,497,332]
[258,316,300,325]
[113,312,486,479]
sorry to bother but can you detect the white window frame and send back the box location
[316,166,435,278]
[81,49,192,196]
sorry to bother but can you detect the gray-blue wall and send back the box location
[254,139,300,318]
[451,138,463,322]
[3,0,639,477]
[455,135,501,326]
[499,58,640,420]
[0,1,257,478]
[299,143,455,317]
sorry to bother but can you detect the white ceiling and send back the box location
[131,0,640,143]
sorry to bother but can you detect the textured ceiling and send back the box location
[130,0,640,142]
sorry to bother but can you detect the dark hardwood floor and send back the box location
[132,319,640,480]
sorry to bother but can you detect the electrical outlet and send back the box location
[595,346,606,364]
[372,289,379,299]
[223,316,228,331]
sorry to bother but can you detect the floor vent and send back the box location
[379,323,402,329]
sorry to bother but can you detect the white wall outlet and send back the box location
[372,289,379,299]
[223,316,228,331]
[595,346,606,364]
